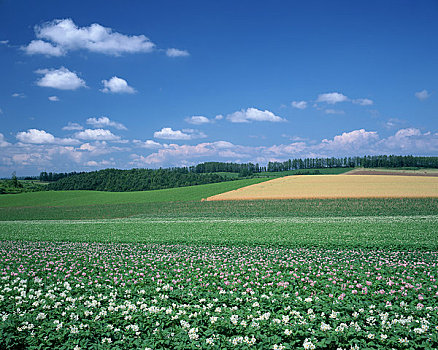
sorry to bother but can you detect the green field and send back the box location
[1,215,437,250]
[1,180,438,349]
[0,178,268,208]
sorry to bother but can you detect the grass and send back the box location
[1,215,437,250]
[208,174,438,200]
[0,178,268,208]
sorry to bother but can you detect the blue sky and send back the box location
[0,0,437,176]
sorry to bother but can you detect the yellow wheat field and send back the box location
[206,175,438,201]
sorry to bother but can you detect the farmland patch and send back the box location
[207,175,438,201]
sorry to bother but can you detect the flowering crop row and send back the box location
[0,240,437,349]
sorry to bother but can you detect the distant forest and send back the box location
[33,154,438,192]
[46,168,227,192]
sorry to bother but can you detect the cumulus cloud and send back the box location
[291,101,307,109]
[185,116,211,125]
[62,122,83,131]
[75,129,121,141]
[23,39,65,56]
[133,139,163,149]
[352,98,373,106]
[16,129,79,145]
[166,48,190,57]
[3,126,438,175]
[319,129,379,152]
[0,133,11,147]
[415,89,431,101]
[316,92,349,104]
[16,129,56,144]
[130,141,236,166]
[48,95,59,101]
[35,67,86,90]
[86,116,127,130]
[226,108,286,123]
[380,128,438,153]
[394,128,421,138]
[23,18,155,56]
[85,159,115,167]
[101,76,136,94]
[153,127,206,140]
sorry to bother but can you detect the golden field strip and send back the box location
[206,174,438,200]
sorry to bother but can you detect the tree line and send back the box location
[47,168,229,192]
[265,155,438,172]
[40,155,438,192]
[39,171,85,182]
[190,155,438,174]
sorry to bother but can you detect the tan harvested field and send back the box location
[207,175,438,201]
[345,167,438,176]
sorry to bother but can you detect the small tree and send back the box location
[11,171,22,188]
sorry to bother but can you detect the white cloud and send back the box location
[415,89,431,101]
[0,40,9,45]
[16,129,56,144]
[12,93,26,98]
[75,129,120,141]
[23,39,65,56]
[62,122,83,131]
[85,159,114,167]
[86,116,127,130]
[166,48,190,57]
[79,143,96,151]
[185,116,211,125]
[291,101,307,109]
[35,67,86,90]
[24,18,155,56]
[0,133,11,147]
[320,129,379,152]
[154,127,206,140]
[215,114,224,120]
[226,108,286,123]
[380,128,438,153]
[48,96,59,101]
[352,98,373,106]
[130,141,236,165]
[316,92,349,104]
[16,129,79,145]
[133,139,163,149]
[101,76,136,94]
[325,109,345,115]
[394,128,421,138]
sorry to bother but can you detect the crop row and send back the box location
[0,241,437,349]
[1,216,437,250]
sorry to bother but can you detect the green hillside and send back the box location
[0,178,268,208]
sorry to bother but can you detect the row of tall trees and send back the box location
[39,171,84,182]
[47,168,228,192]
[189,162,264,176]
[265,155,438,172]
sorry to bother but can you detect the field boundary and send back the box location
[1,214,437,225]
